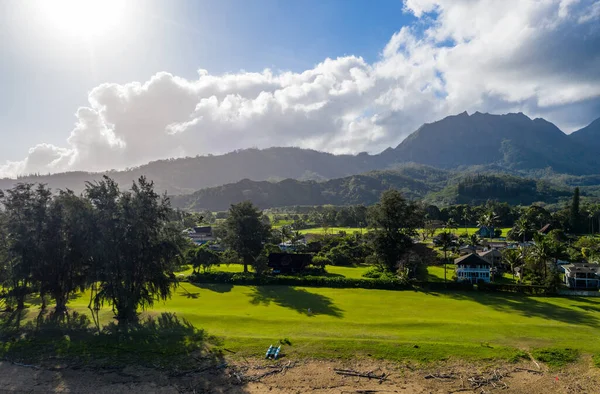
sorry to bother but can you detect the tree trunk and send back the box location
[54,293,68,315]
[444,250,447,284]
[243,256,249,273]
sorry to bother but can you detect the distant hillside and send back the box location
[1,112,599,196]
[570,117,600,152]
[424,174,573,206]
[385,112,599,174]
[0,147,379,195]
[171,167,576,211]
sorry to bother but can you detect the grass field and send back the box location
[298,227,365,235]
[296,226,512,238]
[15,283,600,363]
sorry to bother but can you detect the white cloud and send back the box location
[2,0,600,177]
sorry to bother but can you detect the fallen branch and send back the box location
[334,368,388,381]
[527,352,541,370]
[424,373,455,380]
[514,367,543,375]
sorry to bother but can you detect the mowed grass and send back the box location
[298,227,365,235]
[31,284,600,363]
[297,226,512,238]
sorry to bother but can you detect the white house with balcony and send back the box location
[563,263,600,289]
[455,253,492,284]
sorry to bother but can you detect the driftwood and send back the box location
[424,372,456,380]
[334,368,389,382]
[514,367,543,375]
[466,369,509,390]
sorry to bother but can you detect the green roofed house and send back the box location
[455,253,492,284]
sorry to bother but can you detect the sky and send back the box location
[1,0,599,177]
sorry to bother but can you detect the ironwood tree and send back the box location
[222,201,271,273]
[86,176,185,325]
[368,190,423,273]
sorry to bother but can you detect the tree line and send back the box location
[0,177,187,325]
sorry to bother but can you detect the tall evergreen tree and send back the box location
[222,201,271,273]
[86,176,185,325]
[368,190,423,273]
[570,187,581,232]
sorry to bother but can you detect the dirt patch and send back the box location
[0,358,599,393]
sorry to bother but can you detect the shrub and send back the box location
[531,347,579,368]
[312,255,331,268]
[362,267,385,279]
[189,271,412,290]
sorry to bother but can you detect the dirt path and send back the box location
[1,358,599,393]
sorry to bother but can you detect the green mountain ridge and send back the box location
[1,111,599,197]
[170,165,582,211]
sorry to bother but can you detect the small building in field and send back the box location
[455,253,492,284]
[563,263,600,289]
[477,227,495,238]
[186,226,215,245]
[268,253,313,274]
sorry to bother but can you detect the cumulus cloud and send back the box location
[2,0,600,177]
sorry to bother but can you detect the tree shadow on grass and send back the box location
[191,283,234,293]
[248,286,344,318]
[438,291,600,328]
[0,310,249,393]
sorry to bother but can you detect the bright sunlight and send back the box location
[37,0,126,38]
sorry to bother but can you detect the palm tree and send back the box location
[279,225,292,244]
[529,234,553,281]
[462,207,471,236]
[477,211,499,239]
[501,248,522,280]
[468,233,481,247]
[445,218,459,233]
[438,231,455,284]
[514,217,534,243]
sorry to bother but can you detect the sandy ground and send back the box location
[0,358,599,393]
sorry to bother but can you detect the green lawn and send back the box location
[298,227,365,235]
[426,265,454,282]
[179,264,370,279]
[18,284,600,363]
[296,226,512,238]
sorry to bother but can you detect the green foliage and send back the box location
[86,176,186,325]
[593,354,600,368]
[369,190,423,272]
[187,245,220,272]
[222,201,271,273]
[531,347,579,368]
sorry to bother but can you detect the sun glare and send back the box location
[38,0,126,38]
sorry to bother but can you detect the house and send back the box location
[477,227,495,238]
[458,245,484,255]
[455,253,492,284]
[268,253,313,274]
[482,240,508,250]
[563,263,600,289]
[186,226,215,245]
[478,249,503,267]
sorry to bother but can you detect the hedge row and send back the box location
[188,271,413,290]
[187,272,557,294]
[187,272,482,291]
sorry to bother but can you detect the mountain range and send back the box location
[1,111,599,205]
